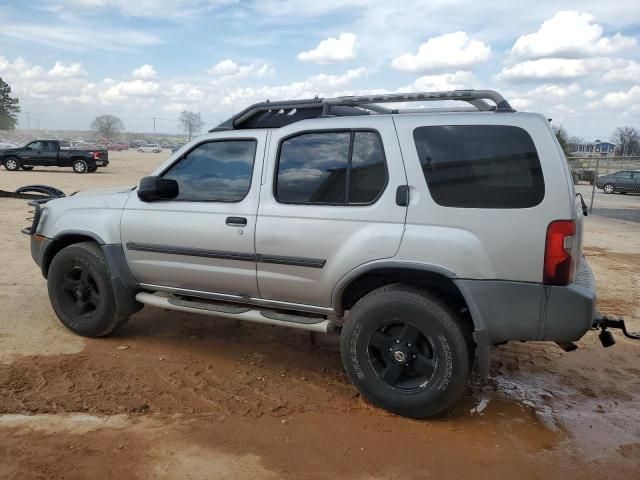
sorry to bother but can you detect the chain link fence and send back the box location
[568,156,640,222]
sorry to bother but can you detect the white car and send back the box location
[138,144,161,153]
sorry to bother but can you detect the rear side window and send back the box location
[276,130,387,205]
[413,125,545,208]
[163,139,256,202]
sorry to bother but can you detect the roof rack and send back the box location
[211,89,515,132]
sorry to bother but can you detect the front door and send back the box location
[121,132,266,298]
[20,141,46,166]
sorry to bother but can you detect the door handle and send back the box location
[226,216,247,227]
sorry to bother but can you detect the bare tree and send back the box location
[178,111,203,140]
[611,126,639,156]
[90,114,124,140]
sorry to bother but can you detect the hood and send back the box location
[71,185,136,197]
[45,185,136,212]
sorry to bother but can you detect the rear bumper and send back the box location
[455,258,596,344]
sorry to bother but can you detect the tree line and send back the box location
[553,124,640,157]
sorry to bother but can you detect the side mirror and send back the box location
[137,176,179,202]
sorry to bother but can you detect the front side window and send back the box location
[27,141,43,150]
[276,130,387,205]
[163,139,256,202]
[413,125,545,208]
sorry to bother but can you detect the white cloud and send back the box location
[524,83,581,98]
[47,61,86,79]
[208,59,274,81]
[219,67,367,106]
[588,85,640,110]
[47,0,234,19]
[297,33,358,64]
[101,79,161,102]
[132,64,157,80]
[602,61,640,82]
[404,71,476,92]
[498,58,606,81]
[0,23,161,52]
[584,89,598,99]
[509,11,636,61]
[391,32,490,73]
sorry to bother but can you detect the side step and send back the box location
[136,292,335,333]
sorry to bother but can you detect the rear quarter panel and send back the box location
[393,112,574,283]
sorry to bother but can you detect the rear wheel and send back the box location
[21,166,34,171]
[340,285,470,418]
[603,183,615,194]
[47,242,126,337]
[4,157,20,171]
[572,173,579,185]
[72,159,88,174]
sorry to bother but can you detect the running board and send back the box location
[135,292,335,333]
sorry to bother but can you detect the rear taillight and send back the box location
[92,151,100,160]
[544,220,576,286]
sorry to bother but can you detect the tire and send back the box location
[603,183,615,194]
[340,285,470,418]
[72,159,88,174]
[3,157,20,171]
[572,174,579,185]
[21,166,34,171]
[47,242,126,337]
[88,166,98,173]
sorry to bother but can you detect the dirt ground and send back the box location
[1,151,639,479]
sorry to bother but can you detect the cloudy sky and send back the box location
[0,0,638,138]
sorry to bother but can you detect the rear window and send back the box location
[413,125,545,208]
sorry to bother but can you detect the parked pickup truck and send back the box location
[1,140,109,173]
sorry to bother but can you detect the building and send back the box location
[572,139,617,157]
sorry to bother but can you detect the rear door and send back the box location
[255,116,407,308]
[40,141,60,166]
[121,131,267,297]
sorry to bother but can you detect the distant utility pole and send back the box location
[153,117,156,133]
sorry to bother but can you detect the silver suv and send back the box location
[25,90,598,418]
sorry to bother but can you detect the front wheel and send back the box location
[47,242,126,337]
[4,157,20,171]
[340,285,470,418]
[72,159,88,174]
[603,183,615,194]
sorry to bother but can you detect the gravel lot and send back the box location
[1,151,639,479]
[577,183,640,223]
